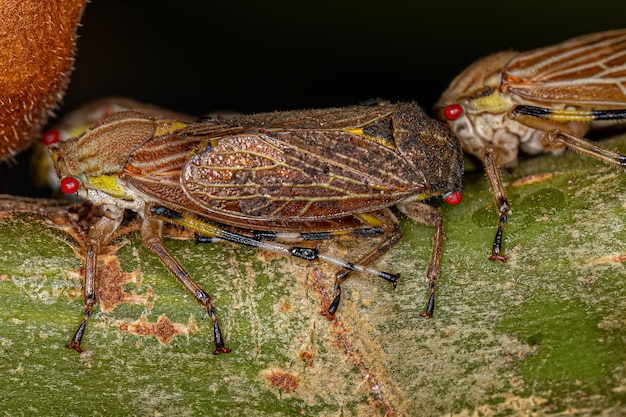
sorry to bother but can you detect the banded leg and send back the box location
[148,205,400,315]
[325,210,402,315]
[141,214,230,355]
[396,201,446,317]
[512,105,626,168]
[67,205,124,352]
[482,147,510,262]
[248,211,401,314]
[251,223,387,243]
[488,104,626,263]
[512,105,626,124]
[222,211,400,314]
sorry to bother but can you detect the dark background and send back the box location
[64,1,626,116]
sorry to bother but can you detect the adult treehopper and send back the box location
[46,102,463,354]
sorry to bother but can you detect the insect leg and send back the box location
[543,130,626,168]
[140,214,231,355]
[252,226,386,243]
[512,105,626,124]
[395,201,446,317]
[249,220,397,314]
[482,147,510,262]
[326,211,401,315]
[67,205,124,353]
[148,205,399,312]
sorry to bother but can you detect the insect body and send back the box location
[436,29,626,261]
[46,102,463,354]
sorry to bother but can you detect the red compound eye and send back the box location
[60,176,80,194]
[443,104,463,121]
[41,129,60,146]
[444,191,462,205]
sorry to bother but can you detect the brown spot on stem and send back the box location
[95,254,148,312]
[117,315,197,344]
[298,349,313,362]
[278,299,291,313]
[308,266,399,415]
[588,254,626,264]
[510,172,559,187]
[263,369,300,393]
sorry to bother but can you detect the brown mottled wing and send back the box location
[120,130,377,232]
[121,131,204,210]
[181,118,420,222]
[122,104,432,225]
[502,29,626,107]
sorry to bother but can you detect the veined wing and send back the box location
[181,129,420,221]
[121,131,205,210]
[502,29,626,107]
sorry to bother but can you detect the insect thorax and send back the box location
[82,185,147,213]
[453,107,546,168]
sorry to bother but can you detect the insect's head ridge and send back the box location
[436,51,516,117]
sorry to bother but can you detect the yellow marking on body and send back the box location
[469,92,511,113]
[435,133,452,144]
[401,191,433,202]
[541,109,595,123]
[190,139,220,156]
[355,212,385,227]
[154,120,188,137]
[157,211,221,238]
[87,175,131,199]
[343,127,396,150]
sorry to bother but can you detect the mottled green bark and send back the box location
[1,135,626,416]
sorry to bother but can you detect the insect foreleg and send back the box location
[395,201,446,317]
[481,105,626,262]
[482,148,511,263]
[140,215,231,355]
[67,205,124,353]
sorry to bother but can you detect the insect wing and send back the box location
[122,131,373,233]
[122,131,206,209]
[181,127,417,222]
[502,29,626,107]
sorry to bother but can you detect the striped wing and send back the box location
[181,130,418,221]
[502,29,626,107]
[121,131,386,232]
[122,131,204,210]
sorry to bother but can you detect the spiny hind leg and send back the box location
[248,210,401,315]
[150,205,399,317]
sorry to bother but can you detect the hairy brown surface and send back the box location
[0,0,85,159]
